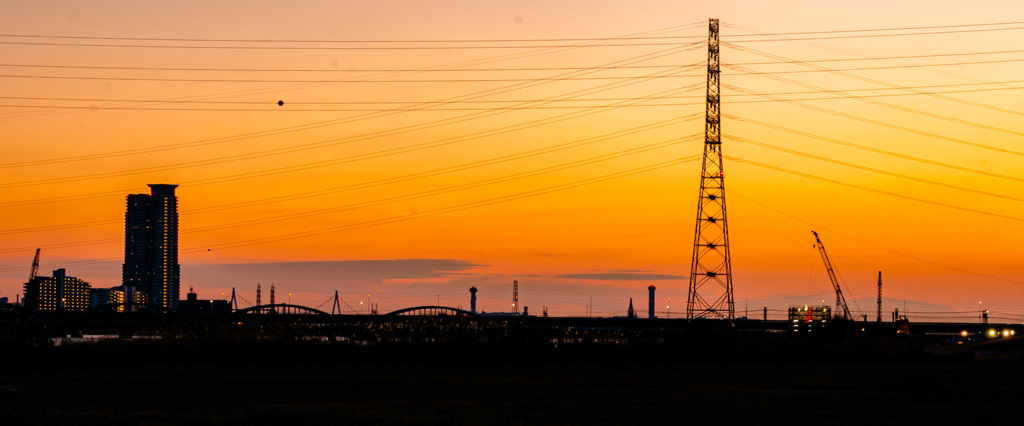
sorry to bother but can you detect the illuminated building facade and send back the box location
[23,268,91,312]
[91,286,147,312]
[122,184,180,310]
[788,305,831,332]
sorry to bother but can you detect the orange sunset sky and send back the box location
[1,1,1022,320]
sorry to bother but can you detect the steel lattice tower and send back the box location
[687,19,735,320]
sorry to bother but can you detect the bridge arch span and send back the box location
[234,303,330,316]
[384,306,479,318]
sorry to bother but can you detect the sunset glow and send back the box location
[2,1,1022,321]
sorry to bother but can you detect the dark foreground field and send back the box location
[1,358,1022,425]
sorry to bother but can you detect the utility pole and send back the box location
[688,18,734,320]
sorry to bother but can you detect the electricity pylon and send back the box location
[687,18,735,320]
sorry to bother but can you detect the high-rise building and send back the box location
[23,268,91,312]
[122,184,180,310]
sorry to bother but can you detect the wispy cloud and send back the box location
[186,259,485,290]
[556,272,687,281]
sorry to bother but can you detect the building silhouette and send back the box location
[23,268,91,312]
[122,184,180,310]
[90,286,147,312]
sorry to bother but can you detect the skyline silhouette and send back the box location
[1,2,1022,322]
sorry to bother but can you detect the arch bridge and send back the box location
[384,306,479,318]
[235,303,330,316]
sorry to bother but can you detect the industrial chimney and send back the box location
[648,285,657,319]
[469,286,478,313]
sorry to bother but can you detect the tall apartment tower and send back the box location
[122,184,180,310]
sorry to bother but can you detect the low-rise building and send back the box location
[23,269,91,312]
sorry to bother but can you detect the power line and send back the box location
[0,156,700,271]
[0,63,689,73]
[722,24,1024,42]
[727,43,1024,118]
[727,189,1024,286]
[725,85,1024,158]
[728,134,1024,203]
[184,137,700,234]
[0,73,695,84]
[723,57,1024,74]
[189,157,699,252]
[0,78,700,189]
[725,114,1024,184]
[0,102,692,113]
[0,40,696,50]
[726,48,1024,64]
[10,46,1024,72]
[7,78,1024,108]
[0,27,703,44]
[721,20,1024,36]
[4,19,1022,47]
[726,155,1024,223]
[0,26,697,121]
[7,56,1024,83]
[0,45,699,169]
[0,117,700,234]
[8,85,1024,112]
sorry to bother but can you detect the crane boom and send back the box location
[28,248,40,282]
[811,231,852,320]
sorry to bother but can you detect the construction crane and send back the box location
[28,248,40,282]
[811,231,852,320]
